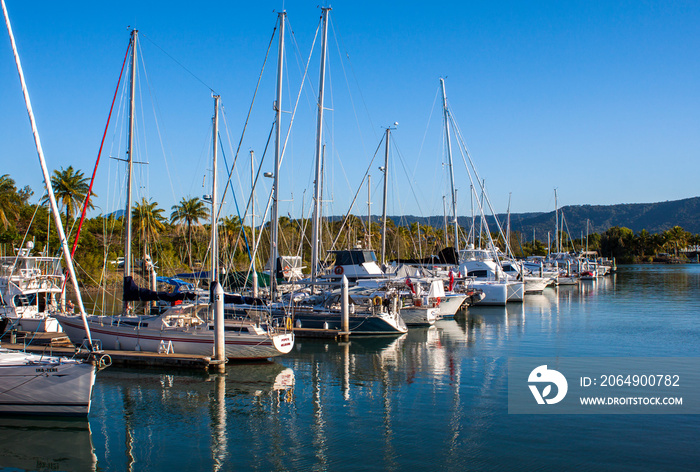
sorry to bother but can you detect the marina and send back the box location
[1,2,700,471]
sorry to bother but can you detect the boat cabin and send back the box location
[327,250,384,279]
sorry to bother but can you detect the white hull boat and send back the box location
[522,277,552,294]
[471,281,508,306]
[557,275,579,286]
[506,281,524,302]
[0,348,96,416]
[0,243,65,333]
[437,293,468,318]
[400,306,437,326]
[55,306,294,361]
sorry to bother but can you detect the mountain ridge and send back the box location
[358,196,700,237]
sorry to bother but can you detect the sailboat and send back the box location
[436,78,523,305]
[1,0,98,416]
[0,241,65,333]
[54,30,293,361]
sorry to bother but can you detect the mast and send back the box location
[124,29,137,313]
[210,95,225,369]
[380,127,390,266]
[470,184,475,247]
[506,192,512,255]
[210,96,220,291]
[270,11,285,298]
[554,188,559,255]
[367,174,371,249]
[250,150,256,271]
[440,78,459,252]
[2,0,93,347]
[586,218,589,253]
[311,7,330,283]
[442,196,448,247]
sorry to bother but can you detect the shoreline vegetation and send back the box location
[1,172,699,289]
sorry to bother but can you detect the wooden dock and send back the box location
[292,327,348,339]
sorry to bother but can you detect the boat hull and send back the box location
[0,349,95,416]
[5,315,62,333]
[55,315,292,361]
[437,294,467,318]
[401,307,437,326]
[288,311,407,335]
[470,282,508,306]
[523,277,552,294]
[506,281,524,302]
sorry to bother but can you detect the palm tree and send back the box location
[664,226,690,257]
[170,197,209,268]
[220,215,243,260]
[132,198,167,266]
[42,166,95,229]
[0,174,21,229]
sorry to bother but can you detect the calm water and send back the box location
[2,265,699,471]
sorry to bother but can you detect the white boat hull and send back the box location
[0,349,95,416]
[55,314,293,361]
[523,277,551,294]
[506,281,524,302]
[400,307,437,326]
[557,276,579,286]
[471,282,508,306]
[5,315,62,333]
[437,294,467,317]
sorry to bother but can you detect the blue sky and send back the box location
[2,0,699,225]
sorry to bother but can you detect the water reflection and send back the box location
[71,266,700,470]
[0,418,97,471]
[90,363,294,471]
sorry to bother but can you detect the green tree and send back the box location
[170,197,209,268]
[663,226,690,257]
[633,229,650,258]
[220,215,244,261]
[43,166,95,229]
[0,174,21,229]
[601,226,635,262]
[133,197,167,266]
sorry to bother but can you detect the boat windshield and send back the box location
[333,250,377,266]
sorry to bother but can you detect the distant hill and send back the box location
[104,209,125,219]
[375,196,700,238]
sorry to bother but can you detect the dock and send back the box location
[292,327,349,339]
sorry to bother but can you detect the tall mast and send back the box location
[210,95,220,289]
[367,175,371,249]
[380,127,390,266]
[506,192,512,254]
[250,150,256,271]
[210,95,225,368]
[270,11,285,298]
[442,196,448,247]
[470,184,475,247]
[440,78,459,252]
[124,29,137,313]
[2,0,93,347]
[311,7,330,283]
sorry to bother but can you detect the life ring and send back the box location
[373,296,382,306]
[285,317,293,331]
[284,265,290,271]
[334,266,344,275]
